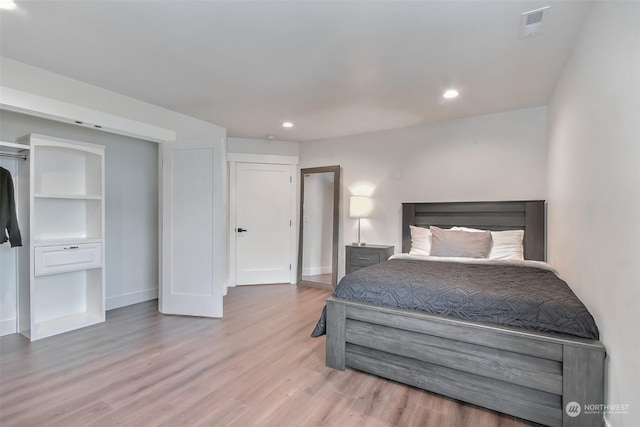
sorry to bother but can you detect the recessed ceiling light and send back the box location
[443,89,459,99]
[0,0,17,10]
[282,122,294,128]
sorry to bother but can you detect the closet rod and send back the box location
[0,152,28,160]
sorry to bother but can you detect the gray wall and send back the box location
[0,110,159,311]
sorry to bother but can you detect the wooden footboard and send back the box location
[326,297,605,427]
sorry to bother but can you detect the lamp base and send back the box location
[352,242,367,246]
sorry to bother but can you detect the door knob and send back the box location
[237,228,247,232]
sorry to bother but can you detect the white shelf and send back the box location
[33,143,102,196]
[0,141,31,152]
[33,198,102,241]
[34,238,103,247]
[34,193,102,200]
[32,312,104,340]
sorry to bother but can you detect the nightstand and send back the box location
[345,244,394,274]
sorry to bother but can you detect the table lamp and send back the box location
[350,195,373,246]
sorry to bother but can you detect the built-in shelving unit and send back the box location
[18,134,105,341]
[0,141,30,337]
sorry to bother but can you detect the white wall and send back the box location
[299,106,548,279]
[0,110,159,311]
[228,137,299,156]
[547,3,640,426]
[0,57,225,140]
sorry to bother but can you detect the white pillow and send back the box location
[409,225,431,255]
[451,227,524,260]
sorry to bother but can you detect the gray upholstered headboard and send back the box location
[401,201,545,261]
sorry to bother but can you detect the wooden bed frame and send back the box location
[326,201,605,427]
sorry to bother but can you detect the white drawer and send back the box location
[35,243,102,276]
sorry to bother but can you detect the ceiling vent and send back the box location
[519,6,550,38]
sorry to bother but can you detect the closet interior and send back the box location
[0,140,29,337]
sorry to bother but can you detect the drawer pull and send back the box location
[358,257,371,261]
[64,246,80,250]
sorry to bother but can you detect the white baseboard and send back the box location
[0,318,17,336]
[302,266,331,276]
[106,287,158,310]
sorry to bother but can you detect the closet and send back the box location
[0,140,29,336]
[2,134,105,341]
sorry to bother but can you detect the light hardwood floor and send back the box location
[0,285,539,426]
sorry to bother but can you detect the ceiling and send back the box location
[0,1,591,142]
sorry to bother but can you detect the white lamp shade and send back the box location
[350,196,373,218]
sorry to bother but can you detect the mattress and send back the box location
[312,256,599,340]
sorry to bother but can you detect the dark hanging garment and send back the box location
[0,166,22,247]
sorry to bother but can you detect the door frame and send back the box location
[297,165,341,289]
[228,153,298,293]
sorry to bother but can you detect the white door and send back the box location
[160,139,224,317]
[235,162,292,285]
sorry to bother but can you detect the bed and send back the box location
[322,201,605,427]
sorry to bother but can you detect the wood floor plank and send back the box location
[0,284,540,426]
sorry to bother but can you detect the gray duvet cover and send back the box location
[311,258,599,340]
